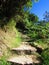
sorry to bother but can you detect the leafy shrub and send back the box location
[0,56,11,65]
[41,49,49,65]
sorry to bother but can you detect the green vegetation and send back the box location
[0,0,49,65]
[27,23,49,47]
[26,14,49,65]
[17,12,49,65]
[41,49,49,65]
[0,55,11,65]
[0,0,33,65]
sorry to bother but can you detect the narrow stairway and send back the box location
[7,34,41,65]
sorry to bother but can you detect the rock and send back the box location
[7,55,40,65]
[11,44,37,55]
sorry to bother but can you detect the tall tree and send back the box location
[0,0,32,21]
[0,0,39,27]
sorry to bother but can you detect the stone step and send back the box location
[21,42,29,45]
[7,55,41,65]
[21,34,30,39]
[11,44,37,55]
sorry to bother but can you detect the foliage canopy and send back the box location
[0,0,32,21]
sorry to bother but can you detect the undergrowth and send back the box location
[0,55,11,65]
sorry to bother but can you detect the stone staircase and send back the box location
[7,34,41,65]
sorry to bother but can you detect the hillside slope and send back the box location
[0,27,22,57]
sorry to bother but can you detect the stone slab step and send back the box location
[7,55,40,65]
[11,44,37,55]
[12,44,37,52]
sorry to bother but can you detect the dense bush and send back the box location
[26,21,49,41]
[41,48,49,65]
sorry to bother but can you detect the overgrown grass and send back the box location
[0,55,11,65]
[0,19,22,65]
[0,28,22,65]
[0,19,22,48]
